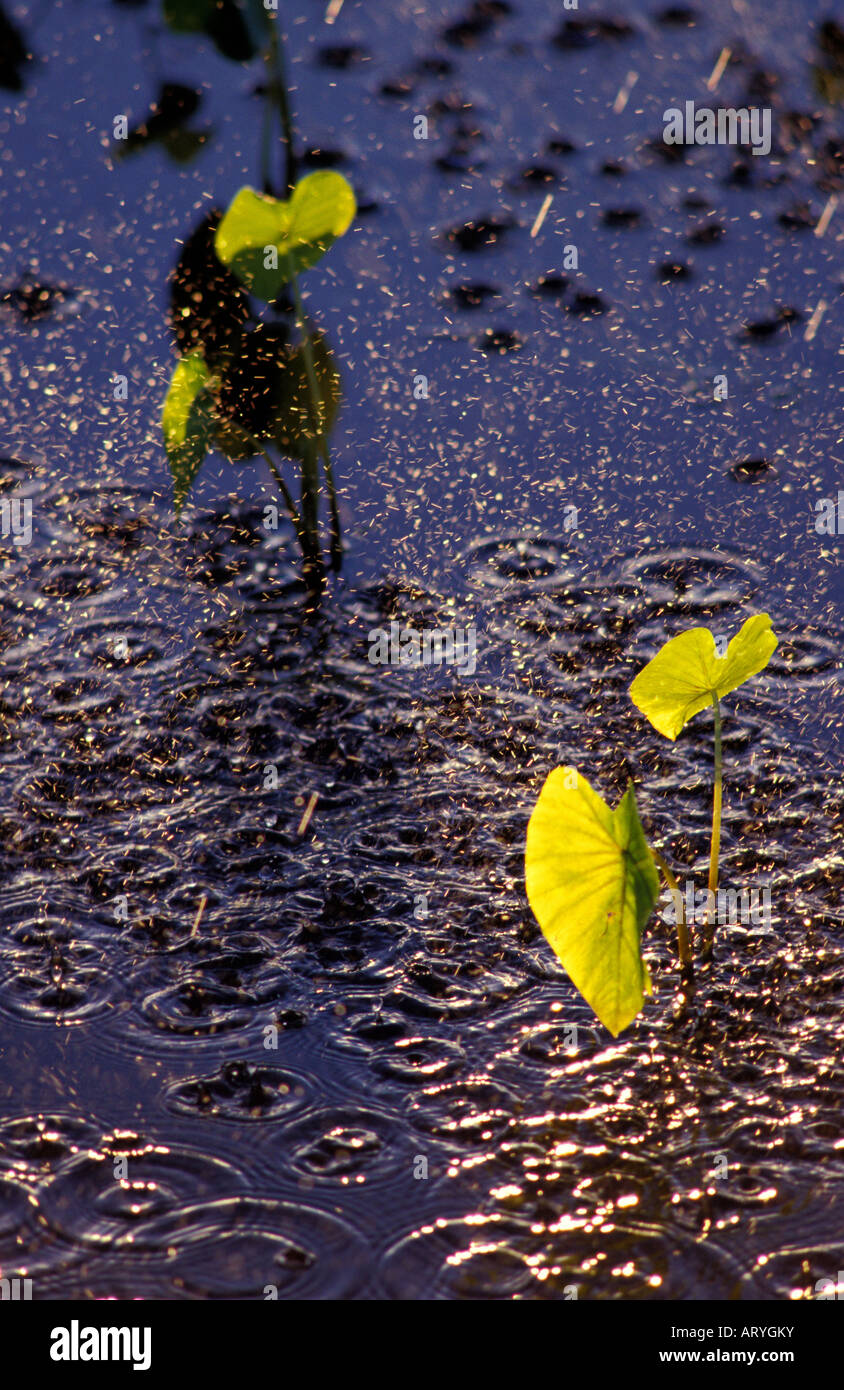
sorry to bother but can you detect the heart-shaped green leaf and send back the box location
[525,769,659,1036]
[629,613,778,741]
[162,350,218,513]
[214,173,356,300]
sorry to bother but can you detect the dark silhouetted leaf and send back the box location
[271,333,341,460]
[214,323,292,438]
[214,323,340,460]
[163,0,256,62]
[169,210,252,364]
[114,83,209,161]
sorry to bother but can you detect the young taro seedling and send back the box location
[161,0,354,584]
[162,169,356,581]
[525,614,778,1035]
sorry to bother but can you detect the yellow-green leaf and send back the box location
[629,614,778,741]
[215,173,356,300]
[162,350,218,513]
[525,769,659,1036]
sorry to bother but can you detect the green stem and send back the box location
[291,275,342,571]
[318,441,343,572]
[259,90,273,194]
[652,847,693,975]
[702,695,723,961]
[299,436,320,563]
[262,445,321,588]
[267,19,297,195]
[260,447,303,544]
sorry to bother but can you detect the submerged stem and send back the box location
[262,446,322,590]
[291,275,342,571]
[260,447,302,541]
[702,695,723,962]
[652,847,693,976]
[299,436,320,560]
[318,443,343,572]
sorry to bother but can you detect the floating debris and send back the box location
[443,0,511,48]
[655,6,699,25]
[657,261,692,282]
[567,289,608,315]
[602,207,645,228]
[778,203,817,232]
[475,327,522,353]
[553,16,635,49]
[531,274,569,299]
[804,299,828,342]
[687,221,726,245]
[450,282,500,308]
[1,275,74,322]
[743,306,801,338]
[729,457,775,482]
[530,193,554,238]
[445,218,513,251]
[317,44,369,69]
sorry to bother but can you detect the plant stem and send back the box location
[702,695,723,962]
[267,19,297,195]
[299,436,320,563]
[317,437,343,573]
[291,275,343,571]
[261,445,322,589]
[260,447,302,540]
[652,847,693,976]
[259,92,273,194]
[258,21,337,575]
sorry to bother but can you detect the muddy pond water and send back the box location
[0,0,841,1299]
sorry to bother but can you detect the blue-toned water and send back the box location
[0,0,841,1299]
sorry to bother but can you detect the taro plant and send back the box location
[162,170,355,579]
[525,614,778,1035]
[160,4,355,588]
